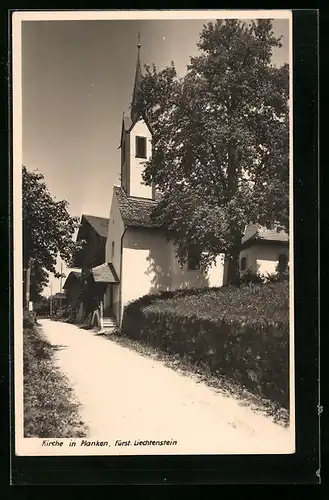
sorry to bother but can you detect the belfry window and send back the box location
[136,136,147,158]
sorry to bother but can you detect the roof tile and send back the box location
[83,215,109,239]
[114,186,162,229]
[91,263,119,283]
[242,224,288,244]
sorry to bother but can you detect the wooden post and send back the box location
[25,260,31,310]
[59,261,63,313]
[50,283,53,317]
[100,299,104,332]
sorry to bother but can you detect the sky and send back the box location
[21,16,290,296]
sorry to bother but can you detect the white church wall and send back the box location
[120,230,225,323]
[105,190,125,319]
[169,242,224,289]
[129,119,153,199]
[106,189,125,278]
[121,228,171,314]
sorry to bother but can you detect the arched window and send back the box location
[240,256,247,271]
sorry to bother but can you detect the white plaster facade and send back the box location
[128,120,153,199]
[102,184,225,324]
[121,118,153,200]
[239,243,289,277]
[120,228,225,322]
[104,190,125,320]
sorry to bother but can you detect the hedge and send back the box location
[121,282,290,409]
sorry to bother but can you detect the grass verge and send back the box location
[23,322,87,438]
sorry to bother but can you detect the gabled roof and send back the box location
[119,115,132,149]
[123,115,132,131]
[82,214,109,239]
[63,270,82,290]
[241,224,288,245]
[91,263,119,283]
[119,113,153,149]
[114,186,162,229]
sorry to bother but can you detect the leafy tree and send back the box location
[29,263,49,303]
[33,295,49,315]
[23,166,80,300]
[134,19,289,284]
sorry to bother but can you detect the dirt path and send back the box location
[39,319,294,455]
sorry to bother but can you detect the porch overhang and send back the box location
[91,263,119,284]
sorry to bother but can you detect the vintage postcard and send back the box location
[13,9,295,457]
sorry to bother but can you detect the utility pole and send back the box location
[50,283,53,317]
[25,261,31,310]
[25,258,34,310]
[59,261,63,313]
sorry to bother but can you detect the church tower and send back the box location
[119,36,154,200]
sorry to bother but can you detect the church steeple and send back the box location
[130,34,143,122]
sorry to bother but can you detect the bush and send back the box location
[23,310,37,329]
[122,282,290,408]
[240,268,264,284]
[265,268,289,284]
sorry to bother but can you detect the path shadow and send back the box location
[51,344,68,351]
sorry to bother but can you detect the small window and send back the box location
[187,248,201,271]
[240,256,247,271]
[111,241,115,260]
[278,253,288,272]
[136,136,147,158]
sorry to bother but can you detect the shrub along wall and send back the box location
[121,282,289,409]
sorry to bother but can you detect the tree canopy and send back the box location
[22,166,80,295]
[134,19,289,283]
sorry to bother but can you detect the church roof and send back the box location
[82,214,109,239]
[91,263,119,283]
[241,224,288,246]
[114,186,162,229]
[123,116,132,131]
[131,37,143,122]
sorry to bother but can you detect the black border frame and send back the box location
[5,8,319,486]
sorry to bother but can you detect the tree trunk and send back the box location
[225,251,240,286]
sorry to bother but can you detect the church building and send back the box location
[95,40,225,327]
[66,40,288,331]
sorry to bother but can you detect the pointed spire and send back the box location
[131,33,143,122]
